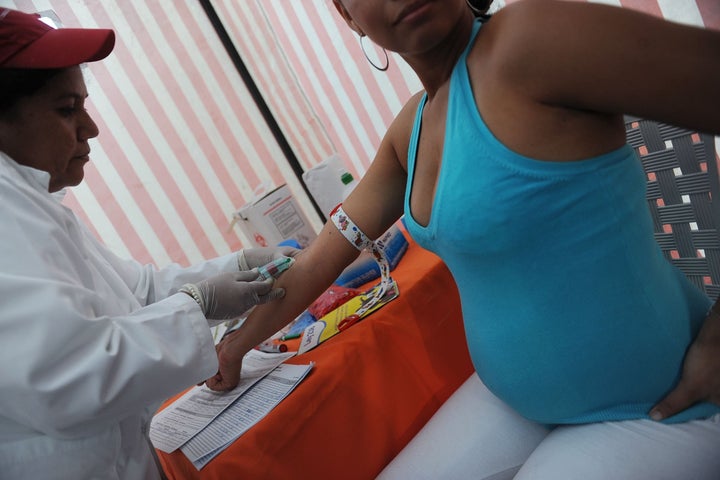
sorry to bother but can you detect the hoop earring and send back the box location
[465,0,486,15]
[359,35,389,72]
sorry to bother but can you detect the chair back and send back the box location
[626,116,720,299]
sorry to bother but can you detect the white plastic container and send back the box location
[302,154,357,217]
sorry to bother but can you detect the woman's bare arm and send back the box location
[496,0,720,133]
[206,107,412,391]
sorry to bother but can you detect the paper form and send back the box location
[149,349,295,453]
[182,362,314,469]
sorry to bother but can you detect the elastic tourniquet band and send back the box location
[330,203,394,316]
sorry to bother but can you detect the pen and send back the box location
[256,341,288,353]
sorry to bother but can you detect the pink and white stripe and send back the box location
[1,0,716,267]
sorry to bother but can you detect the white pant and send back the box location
[377,374,720,480]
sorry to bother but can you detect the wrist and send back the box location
[704,301,720,322]
[711,297,720,314]
[221,325,254,360]
[179,283,206,315]
[237,250,250,271]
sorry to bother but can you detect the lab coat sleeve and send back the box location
[0,280,219,439]
[91,228,241,307]
[0,212,220,439]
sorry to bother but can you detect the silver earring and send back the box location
[359,35,389,72]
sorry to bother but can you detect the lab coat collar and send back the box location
[0,150,65,200]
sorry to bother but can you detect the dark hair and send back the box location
[0,68,63,113]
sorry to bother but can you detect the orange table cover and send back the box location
[156,241,474,480]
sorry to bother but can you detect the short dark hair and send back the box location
[0,68,63,113]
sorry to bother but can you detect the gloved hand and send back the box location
[237,246,300,271]
[180,270,285,321]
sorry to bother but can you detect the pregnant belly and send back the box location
[466,325,688,424]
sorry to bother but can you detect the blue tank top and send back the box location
[404,20,719,424]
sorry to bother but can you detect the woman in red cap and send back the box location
[0,8,295,480]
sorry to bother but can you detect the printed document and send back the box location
[149,349,295,453]
[182,362,313,469]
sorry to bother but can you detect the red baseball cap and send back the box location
[0,8,115,69]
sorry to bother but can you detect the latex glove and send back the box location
[180,270,284,321]
[237,246,300,271]
[649,309,720,420]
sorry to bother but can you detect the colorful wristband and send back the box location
[330,204,395,317]
[330,203,374,251]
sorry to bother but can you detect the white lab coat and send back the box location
[0,152,234,479]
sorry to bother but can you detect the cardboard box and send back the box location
[232,184,317,248]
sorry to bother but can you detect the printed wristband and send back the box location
[330,203,394,317]
[330,203,374,251]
